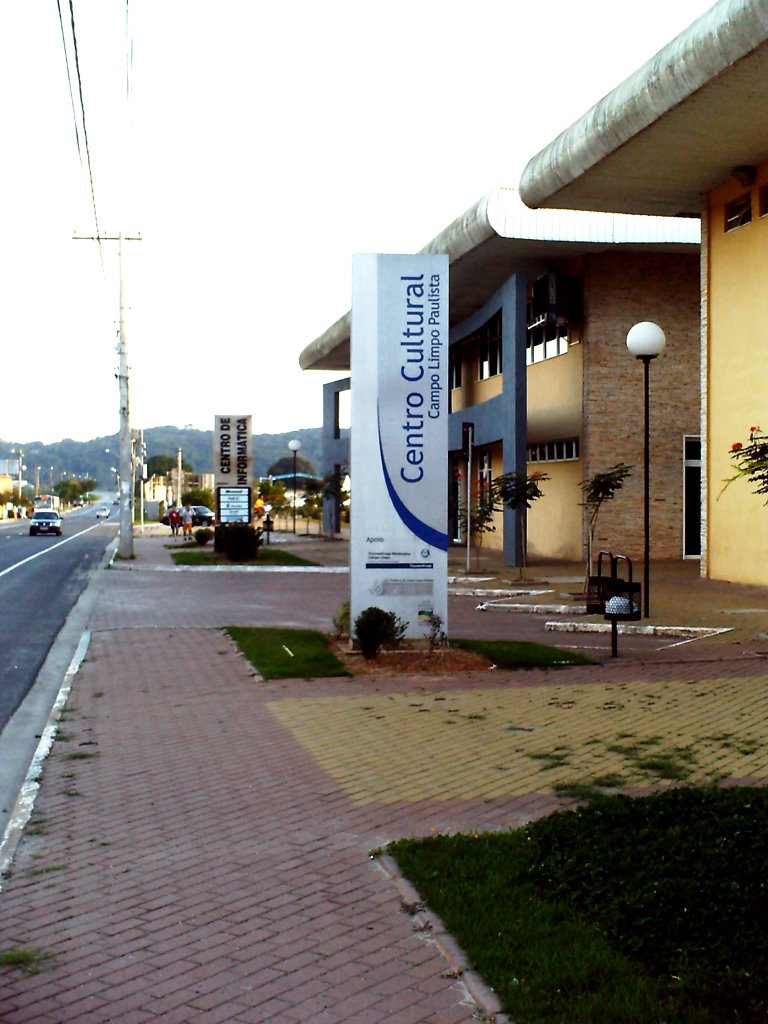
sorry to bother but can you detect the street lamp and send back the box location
[288,439,301,534]
[626,321,666,618]
[10,448,24,500]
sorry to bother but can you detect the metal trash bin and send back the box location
[587,551,642,656]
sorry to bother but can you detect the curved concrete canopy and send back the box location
[519,0,768,215]
[299,188,699,371]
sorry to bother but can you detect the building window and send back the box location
[527,438,579,462]
[467,311,502,381]
[526,318,569,365]
[478,449,493,494]
[724,193,752,231]
[526,272,580,365]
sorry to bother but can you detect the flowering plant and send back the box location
[722,426,768,501]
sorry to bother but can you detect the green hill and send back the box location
[0,425,328,491]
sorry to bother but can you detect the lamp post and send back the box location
[10,448,22,500]
[626,321,666,618]
[288,439,301,534]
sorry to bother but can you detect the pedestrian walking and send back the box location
[181,504,194,540]
[168,504,181,538]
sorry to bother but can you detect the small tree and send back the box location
[721,426,768,500]
[458,484,501,570]
[323,466,349,532]
[580,463,633,587]
[182,487,215,509]
[302,478,323,533]
[495,471,549,578]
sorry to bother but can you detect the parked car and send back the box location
[96,506,111,519]
[191,505,215,526]
[29,510,63,536]
[161,505,215,527]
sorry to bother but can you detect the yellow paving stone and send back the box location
[267,675,768,804]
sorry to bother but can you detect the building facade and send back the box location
[519,0,768,585]
[301,189,700,567]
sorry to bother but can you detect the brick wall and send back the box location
[582,251,700,562]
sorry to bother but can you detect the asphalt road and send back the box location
[0,507,116,730]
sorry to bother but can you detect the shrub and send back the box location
[354,606,407,660]
[425,612,447,651]
[194,527,213,546]
[333,598,350,639]
[218,523,263,561]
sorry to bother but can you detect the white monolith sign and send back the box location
[351,253,449,638]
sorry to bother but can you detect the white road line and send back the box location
[0,523,106,579]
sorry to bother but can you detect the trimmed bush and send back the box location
[354,606,407,660]
[194,527,213,546]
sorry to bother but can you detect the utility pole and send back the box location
[74,232,141,559]
[139,428,146,534]
[176,447,183,507]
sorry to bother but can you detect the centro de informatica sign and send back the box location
[350,253,449,637]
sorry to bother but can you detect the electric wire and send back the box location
[55,0,82,165]
[66,0,104,269]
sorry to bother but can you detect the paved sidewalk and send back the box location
[0,533,767,1022]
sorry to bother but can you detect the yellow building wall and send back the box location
[527,344,582,442]
[526,459,583,561]
[707,167,768,584]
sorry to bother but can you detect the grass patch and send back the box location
[450,638,594,669]
[528,747,571,771]
[170,547,318,567]
[226,626,350,680]
[388,786,768,1023]
[26,864,66,877]
[0,947,55,974]
[607,739,697,782]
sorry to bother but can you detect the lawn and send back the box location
[226,626,350,679]
[450,637,593,669]
[169,545,319,567]
[389,786,768,1023]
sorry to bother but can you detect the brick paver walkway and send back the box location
[1,534,767,1022]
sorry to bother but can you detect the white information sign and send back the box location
[351,253,449,638]
[218,487,252,523]
[214,415,252,489]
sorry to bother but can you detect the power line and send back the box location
[64,0,103,265]
[55,0,82,165]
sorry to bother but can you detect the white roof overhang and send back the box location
[519,0,768,215]
[299,189,699,371]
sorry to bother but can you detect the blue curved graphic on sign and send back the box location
[378,407,448,551]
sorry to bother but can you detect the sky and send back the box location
[0,0,713,445]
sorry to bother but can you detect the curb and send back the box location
[545,621,732,638]
[376,852,511,1023]
[0,631,91,890]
